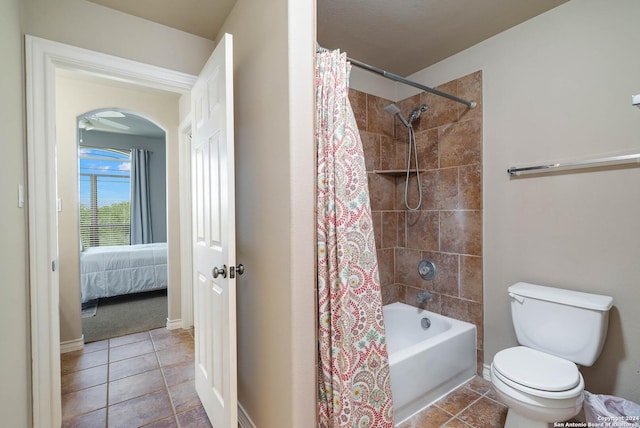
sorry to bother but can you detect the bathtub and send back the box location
[383,302,477,425]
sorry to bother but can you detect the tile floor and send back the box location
[62,330,574,428]
[398,376,508,428]
[61,327,212,428]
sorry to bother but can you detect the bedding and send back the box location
[80,242,168,303]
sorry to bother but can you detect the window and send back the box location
[79,147,131,248]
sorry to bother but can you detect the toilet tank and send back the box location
[509,282,613,366]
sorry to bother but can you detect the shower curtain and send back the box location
[316,48,394,428]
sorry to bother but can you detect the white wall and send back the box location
[390,0,640,401]
[0,0,30,426]
[217,0,316,426]
[349,67,397,101]
[56,74,180,343]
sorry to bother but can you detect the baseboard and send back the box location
[482,363,491,381]
[165,318,182,330]
[60,335,85,354]
[238,402,256,428]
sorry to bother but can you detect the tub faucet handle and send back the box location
[418,259,436,281]
[417,291,433,304]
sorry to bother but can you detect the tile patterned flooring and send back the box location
[62,328,533,428]
[61,328,212,428]
[398,376,508,428]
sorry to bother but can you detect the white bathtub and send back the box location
[384,302,477,425]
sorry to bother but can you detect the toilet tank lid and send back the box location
[509,282,613,311]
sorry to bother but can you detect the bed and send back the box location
[80,242,168,303]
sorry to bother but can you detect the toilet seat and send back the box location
[491,363,585,424]
[493,347,583,399]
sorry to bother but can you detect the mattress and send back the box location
[80,242,168,303]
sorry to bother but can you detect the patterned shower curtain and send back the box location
[316,48,394,428]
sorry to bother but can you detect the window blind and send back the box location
[79,148,131,248]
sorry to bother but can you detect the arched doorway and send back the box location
[75,109,169,343]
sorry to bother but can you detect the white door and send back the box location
[191,33,237,427]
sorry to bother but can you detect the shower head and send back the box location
[384,103,410,128]
[408,104,429,124]
[383,103,401,115]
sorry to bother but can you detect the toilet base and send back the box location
[505,408,554,428]
[491,362,583,428]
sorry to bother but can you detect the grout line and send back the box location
[451,417,475,428]
[158,344,180,426]
[481,389,506,407]
[105,336,111,427]
[440,414,459,427]
[63,329,198,427]
[152,329,180,426]
[431,402,456,418]
[440,411,475,428]
[446,394,483,422]
[427,379,495,427]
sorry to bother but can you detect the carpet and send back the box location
[82,289,168,343]
[81,300,98,318]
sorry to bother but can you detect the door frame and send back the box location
[179,116,194,328]
[25,35,196,427]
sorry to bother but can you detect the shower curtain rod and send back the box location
[347,57,477,109]
[316,45,476,108]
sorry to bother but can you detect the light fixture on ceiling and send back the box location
[79,111,130,132]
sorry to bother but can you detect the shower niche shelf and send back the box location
[373,169,425,176]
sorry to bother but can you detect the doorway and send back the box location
[56,70,178,349]
[26,35,196,426]
[74,109,168,343]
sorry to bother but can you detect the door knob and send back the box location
[230,264,244,278]
[212,265,227,279]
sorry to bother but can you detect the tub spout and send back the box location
[417,291,433,304]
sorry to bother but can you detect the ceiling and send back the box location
[318,0,568,75]
[79,111,166,139]
[87,0,568,75]
[88,0,237,40]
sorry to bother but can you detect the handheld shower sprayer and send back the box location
[383,103,410,129]
[383,102,430,211]
[384,103,429,128]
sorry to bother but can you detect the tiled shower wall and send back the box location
[349,71,484,372]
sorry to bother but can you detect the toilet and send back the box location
[491,282,613,428]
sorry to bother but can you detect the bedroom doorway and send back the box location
[27,36,197,425]
[76,110,169,343]
[54,66,189,354]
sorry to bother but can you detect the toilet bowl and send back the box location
[490,283,614,428]
[491,347,584,427]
